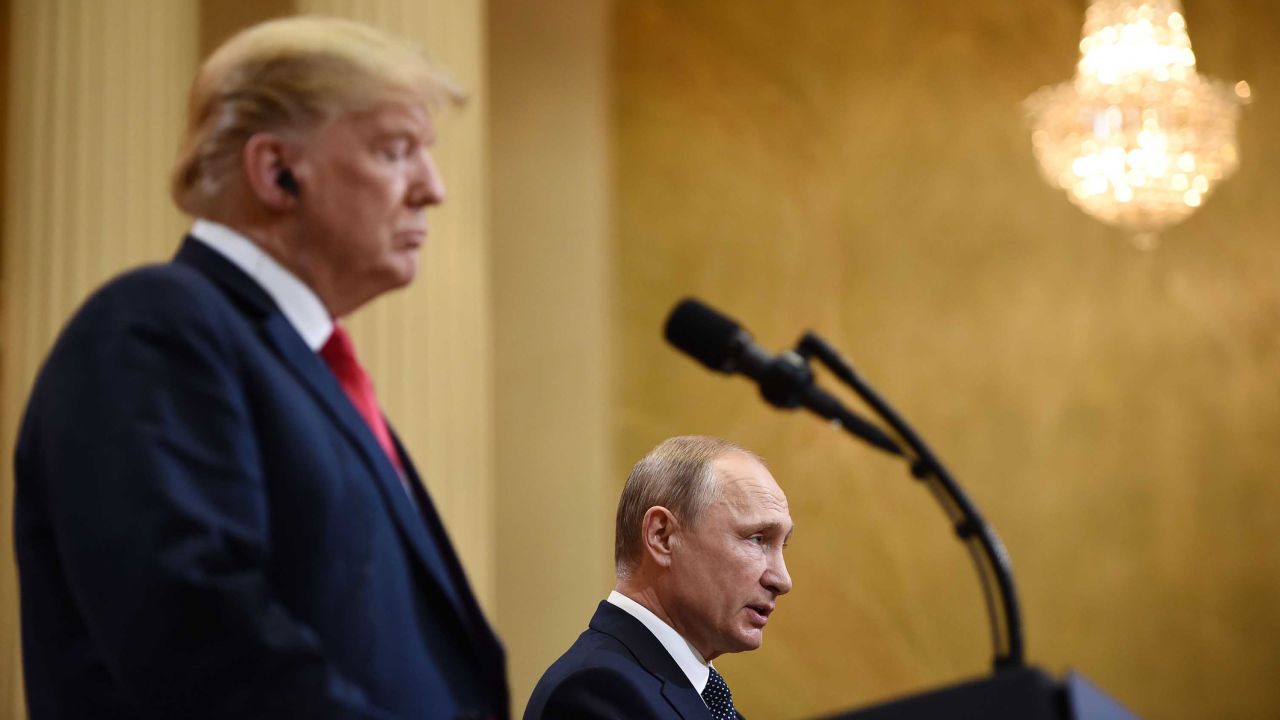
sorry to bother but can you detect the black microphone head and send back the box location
[664,298,745,373]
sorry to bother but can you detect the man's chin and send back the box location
[731,628,764,652]
[388,258,420,288]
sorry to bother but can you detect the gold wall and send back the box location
[6,1,1280,719]
[613,1,1280,718]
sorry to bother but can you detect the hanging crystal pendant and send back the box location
[1025,0,1249,246]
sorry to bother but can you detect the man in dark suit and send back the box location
[13,16,505,719]
[524,436,794,719]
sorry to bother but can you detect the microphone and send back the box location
[664,298,901,454]
[663,298,772,379]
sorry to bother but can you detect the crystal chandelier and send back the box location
[1025,0,1249,246]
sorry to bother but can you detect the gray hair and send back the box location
[614,436,761,577]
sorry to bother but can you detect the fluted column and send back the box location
[294,0,495,610]
[0,1,199,716]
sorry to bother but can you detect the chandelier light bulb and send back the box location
[1025,0,1247,244]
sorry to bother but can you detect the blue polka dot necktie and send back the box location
[702,666,738,719]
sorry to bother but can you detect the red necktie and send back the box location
[320,324,405,475]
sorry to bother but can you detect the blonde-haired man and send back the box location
[15,17,506,719]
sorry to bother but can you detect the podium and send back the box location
[825,667,1140,719]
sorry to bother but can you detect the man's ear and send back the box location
[641,506,678,569]
[242,132,300,209]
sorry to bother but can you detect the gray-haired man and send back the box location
[525,436,794,719]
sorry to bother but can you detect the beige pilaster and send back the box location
[294,0,496,612]
[0,2,199,716]
[489,1,614,713]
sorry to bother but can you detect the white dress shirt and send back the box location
[607,590,713,702]
[189,219,333,351]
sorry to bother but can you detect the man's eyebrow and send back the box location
[748,521,794,538]
[372,128,416,142]
[371,121,435,142]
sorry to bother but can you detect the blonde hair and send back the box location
[614,436,762,577]
[171,15,462,216]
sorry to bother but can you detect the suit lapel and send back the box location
[172,238,487,651]
[391,429,508,680]
[589,602,710,719]
[662,682,715,720]
[257,315,455,580]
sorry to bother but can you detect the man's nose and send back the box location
[764,550,793,596]
[408,148,446,208]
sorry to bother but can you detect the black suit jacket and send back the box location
[14,238,507,719]
[524,601,744,720]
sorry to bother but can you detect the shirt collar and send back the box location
[190,219,334,351]
[607,590,712,694]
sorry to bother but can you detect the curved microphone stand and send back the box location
[792,331,1024,671]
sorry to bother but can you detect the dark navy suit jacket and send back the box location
[524,602,744,720]
[14,239,507,719]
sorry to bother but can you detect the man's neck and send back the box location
[190,219,335,351]
[613,583,669,624]
[613,579,719,661]
[205,212,351,318]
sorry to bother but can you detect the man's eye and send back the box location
[379,142,411,160]
[748,535,765,545]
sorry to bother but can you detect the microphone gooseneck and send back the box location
[663,296,1025,671]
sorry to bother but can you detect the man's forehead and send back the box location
[713,453,790,515]
[336,100,435,139]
